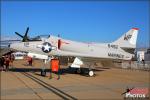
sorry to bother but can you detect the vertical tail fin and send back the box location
[113,28,139,49]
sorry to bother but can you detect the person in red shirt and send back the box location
[27,56,32,66]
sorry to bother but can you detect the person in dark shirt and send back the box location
[0,57,5,71]
[10,54,15,68]
[142,59,145,66]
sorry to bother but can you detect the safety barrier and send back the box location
[121,61,150,71]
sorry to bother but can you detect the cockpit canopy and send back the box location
[15,27,51,42]
[29,35,50,41]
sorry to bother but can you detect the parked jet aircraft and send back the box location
[9,27,139,76]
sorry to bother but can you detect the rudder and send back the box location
[113,28,139,49]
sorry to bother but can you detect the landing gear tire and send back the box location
[88,70,94,77]
[77,69,81,74]
[75,68,82,74]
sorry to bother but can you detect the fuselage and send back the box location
[10,35,133,60]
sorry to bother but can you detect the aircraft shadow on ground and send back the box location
[9,67,109,76]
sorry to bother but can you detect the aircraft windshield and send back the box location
[38,35,50,38]
[31,35,50,41]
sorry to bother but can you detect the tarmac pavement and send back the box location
[0,60,149,99]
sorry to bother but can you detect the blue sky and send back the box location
[1,1,150,48]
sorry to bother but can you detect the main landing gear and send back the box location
[75,68,94,77]
[41,59,47,77]
[41,69,46,76]
[88,70,94,77]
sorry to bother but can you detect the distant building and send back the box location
[144,48,150,61]
[137,51,145,61]
[136,48,150,62]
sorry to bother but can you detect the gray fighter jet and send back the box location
[10,27,139,76]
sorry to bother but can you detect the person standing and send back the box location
[10,54,15,68]
[27,56,32,66]
[142,59,145,66]
[5,55,10,71]
[0,56,5,71]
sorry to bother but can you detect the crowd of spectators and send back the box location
[0,54,15,72]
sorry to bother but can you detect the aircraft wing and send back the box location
[51,50,108,60]
[51,49,127,61]
[51,50,117,69]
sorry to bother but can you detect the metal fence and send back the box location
[121,61,150,71]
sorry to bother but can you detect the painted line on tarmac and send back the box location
[11,72,43,99]
[22,72,77,100]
